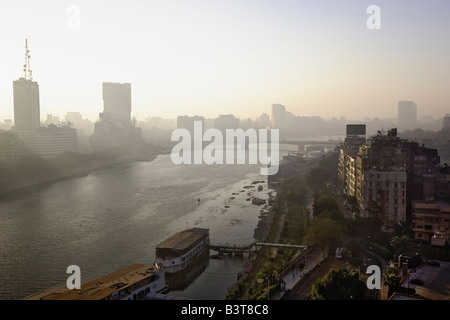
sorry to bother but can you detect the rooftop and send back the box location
[389,293,425,300]
[403,260,450,300]
[28,263,159,300]
[156,228,209,252]
[413,200,450,211]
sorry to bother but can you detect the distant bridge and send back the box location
[279,139,342,147]
[255,243,308,250]
[209,242,307,256]
[209,243,254,256]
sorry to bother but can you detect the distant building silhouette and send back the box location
[398,101,417,132]
[44,114,60,126]
[271,104,286,130]
[257,113,270,129]
[0,130,19,163]
[177,115,205,133]
[102,82,132,126]
[346,124,366,136]
[65,112,94,135]
[91,82,142,151]
[144,117,176,130]
[443,114,450,129]
[13,39,40,131]
[214,114,239,133]
[11,39,77,158]
[34,124,78,158]
[13,78,40,131]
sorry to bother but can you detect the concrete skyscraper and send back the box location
[398,101,418,132]
[102,82,132,126]
[11,40,78,158]
[271,104,286,129]
[443,114,450,129]
[91,82,142,150]
[13,80,40,130]
[13,39,40,131]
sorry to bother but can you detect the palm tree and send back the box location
[383,266,401,298]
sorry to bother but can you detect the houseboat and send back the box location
[26,263,166,300]
[156,227,210,273]
[155,228,210,289]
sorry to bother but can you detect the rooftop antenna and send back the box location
[23,39,33,80]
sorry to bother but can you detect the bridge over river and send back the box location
[209,242,308,257]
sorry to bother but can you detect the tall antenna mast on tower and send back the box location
[23,39,33,80]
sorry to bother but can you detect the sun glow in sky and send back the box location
[1,0,449,122]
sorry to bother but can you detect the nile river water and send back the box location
[0,145,297,300]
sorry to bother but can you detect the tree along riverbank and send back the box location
[225,171,315,300]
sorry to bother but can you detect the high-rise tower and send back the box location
[271,104,286,129]
[443,114,450,129]
[91,82,142,150]
[13,39,40,130]
[12,40,78,158]
[398,101,417,132]
[102,82,131,126]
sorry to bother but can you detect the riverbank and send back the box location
[224,161,321,299]
[0,144,171,199]
[253,191,276,242]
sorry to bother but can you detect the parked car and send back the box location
[426,260,440,267]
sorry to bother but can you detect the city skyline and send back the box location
[1,1,450,122]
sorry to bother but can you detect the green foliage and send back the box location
[306,154,338,192]
[312,195,345,225]
[317,209,345,222]
[303,217,343,252]
[366,241,393,262]
[366,200,382,218]
[346,195,359,212]
[345,216,382,238]
[311,268,369,300]
[313,196,340,217]
[256,284,278,300]
[393,220,414,238]
[383,267,402,298]
[389,235,410,256]
[348,257,363,268]
[278,176,307,206]
[307,166,329,190]
[280,205,308,244]
[345,238,365,257]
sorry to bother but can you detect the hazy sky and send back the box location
[1,0,449,122]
